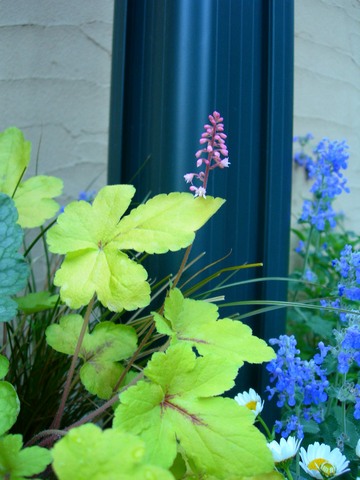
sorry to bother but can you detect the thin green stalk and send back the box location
[50,294,96,429]
[257,414,273,441]
[284,466,294,480]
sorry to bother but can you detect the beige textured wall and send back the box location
[292,0,360,234]
[0,0,114,204]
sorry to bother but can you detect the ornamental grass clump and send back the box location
[0,116,286,479]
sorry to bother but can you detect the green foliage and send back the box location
[0,355,20,436]
[14,175,63,228]
[47,185,224,311]
[52,423,175,480]
[46,314,138,399]
[114,343,274,478]
[0,434,52,479]
[154,288,275,367]
[15,291,59,314]
[0,127,63,228]
[1,125,279,479]
[0,193,29,322]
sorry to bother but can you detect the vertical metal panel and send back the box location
[108,0,294,407]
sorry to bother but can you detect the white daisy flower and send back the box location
[299,442,350,479]
[267,436,301,466]
[356,438,360,458]
[234,388,264,416]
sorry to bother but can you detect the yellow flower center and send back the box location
[308,458,336,478]
[245,400,257,411]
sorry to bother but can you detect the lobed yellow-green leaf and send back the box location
[113,192,225,253]
[154,289,275,367]
[0,127,31,195]
[0,434,52,479]
[14,175,63,228]
[52,423,175,480]
[47,185,223,311]
[0,355,20,436]
[46,314,138,399]
[114,344,274,478]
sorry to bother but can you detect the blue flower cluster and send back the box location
[332,244,360,301]
[293,133,314,171]
[266,335,329,439]
[295,137,350,231]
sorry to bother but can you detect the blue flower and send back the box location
[266,335,329,430]
[333,245,360,301]
[298,138,349,231]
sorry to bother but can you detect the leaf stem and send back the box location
[172,243,193,290]
[25,429,67,447]
[112,243,193,393]
[50,294,96,429]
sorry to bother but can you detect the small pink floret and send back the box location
[184,173,194,183]
[194,186,206,198]
[220,158,230,168]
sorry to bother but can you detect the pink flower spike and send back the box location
[184,173,195,183]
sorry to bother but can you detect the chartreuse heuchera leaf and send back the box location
[154,288,275,367]
[0,127,31,194]
[0,434,52,479]
[0,194,29,322]
[14,175,63,228]
[0,127,63,228]
[0,355,20,436]
[52,423,175,480]
[45,314,137,399]
[114,343,274,479]
[46,185,224,311]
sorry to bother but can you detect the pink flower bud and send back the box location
[196,158,203,167]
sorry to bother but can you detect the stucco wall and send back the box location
[0,0,114,204]
[292,0,360,236]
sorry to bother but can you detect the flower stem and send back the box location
[257,414,273,441]
[284,466,294,480]
[50,294,96,429]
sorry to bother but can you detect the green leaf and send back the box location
[0,127,31,195]
[114,192,225,253]
[0,127,63,228]
[0,382,20,436]
[52,423,175,480]
[0,434,52,479]
[0,354,9,379]
[47,185,224,311]
[0,194,29,322]
[14,175,63,228]
[153,289,275,367]
[15,291,59,313]
[0,355,20,436]
[46,314,138,399]
[114,344,274,479]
